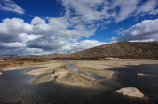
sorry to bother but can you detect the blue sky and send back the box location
[0,0,158,55]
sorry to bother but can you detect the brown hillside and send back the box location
[64,42,158,59]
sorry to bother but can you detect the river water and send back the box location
[0,64,158,104]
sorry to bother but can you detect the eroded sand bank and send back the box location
[2,59,158,87]
[56,70,95,87]
[32,64,95,87]
[3,61,61,76]
[68,59,158,80]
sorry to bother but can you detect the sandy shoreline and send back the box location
[1,59,158,87]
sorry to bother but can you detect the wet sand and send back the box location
[2,59,158,87]
[0,69,2,75]
[56,70,95,87]
[33,74,55,83]
[32,64,95,87]
[3,60,61,76]
[68,59,158,80]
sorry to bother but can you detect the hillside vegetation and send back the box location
[50,42,158,60]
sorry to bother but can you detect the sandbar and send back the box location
[1,59,158,87]
[33,74,55,83]
[68,59,158,80]
[56,70,95,87]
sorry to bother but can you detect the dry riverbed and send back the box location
[1,59,158,87]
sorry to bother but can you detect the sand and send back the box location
[32,65,95,87]
[33,74,55,83]
[2,61,62,76]
[2,60,58,70]
[56,70,95,87]
[0,69,2,75]
[68,59,158,80]
[1,59,158,87]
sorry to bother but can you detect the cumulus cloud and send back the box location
[136,0,158,15]
[31,17,46,25]
[62,40,105,53]
[0,17,104,55]
[59,0,158,23]
[114,27,124,34]
[112,18,158,42]
[0,0,24,14]
[0,42,26,50]
[111,0,139,22]
[0,0,158,55]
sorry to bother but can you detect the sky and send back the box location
[0,0,158,55]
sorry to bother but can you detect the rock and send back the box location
[137,73,154,76]
[116,87,144,98]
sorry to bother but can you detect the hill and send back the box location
[50,41,158,60]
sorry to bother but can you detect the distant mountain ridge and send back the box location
[50,41,158,60]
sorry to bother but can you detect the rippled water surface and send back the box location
[0,64,158,104]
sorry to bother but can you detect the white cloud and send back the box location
[136,0,158,15]
[112,18,158,42]
[129,39,155,42]
[59,0,158,27]
[0,42,26,49]
[31,17,46,25]
[48,17,69,30]
[0,17,102,55]
[0,0,158,55]
[111,0,139,22]
[114,27,124,34]
[62,40,105,53]
[0,0,24,14]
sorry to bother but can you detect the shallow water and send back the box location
[106,64,158,104]
[0,64,158,104]
[67,63,105,79]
